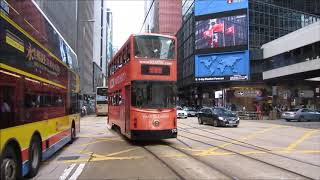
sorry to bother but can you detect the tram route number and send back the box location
[172,128,177,133]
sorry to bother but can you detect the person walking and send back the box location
[256,103,262,120]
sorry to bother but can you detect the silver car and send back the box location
[286,108,320,122]
[281,108,299,121]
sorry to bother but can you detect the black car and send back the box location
[198,107,240,127]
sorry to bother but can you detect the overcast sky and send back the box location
[107,0,145,50]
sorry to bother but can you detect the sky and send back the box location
[107,0,145,51]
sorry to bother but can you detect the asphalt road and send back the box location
[33,116,320,180]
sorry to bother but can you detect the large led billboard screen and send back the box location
[195,51,249,82]
[195,13,248,51]
[195,0,248,16]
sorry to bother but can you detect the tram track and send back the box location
[178,122,320,168]
[176,125,316,179]
[141,144,237,180]
[141,146,186,180]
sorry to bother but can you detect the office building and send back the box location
[143,0,182,35]
[262,21,320,110]
[177,0,320,111]
[106,8,113,78]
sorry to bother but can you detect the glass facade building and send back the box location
[143,0,182,35]
[177,0,320,107]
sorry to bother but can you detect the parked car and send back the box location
[281,108,299,121]
[177,106,188,118]
[287,108,320,122]
[198,107,240,127]
[183,107,198,117]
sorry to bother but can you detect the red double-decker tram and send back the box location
[108,33,177,140]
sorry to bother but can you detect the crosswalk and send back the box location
[59,163,86,180]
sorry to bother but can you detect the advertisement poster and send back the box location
[195,14,248,50]
[195,51,249,81]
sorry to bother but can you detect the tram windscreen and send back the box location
[134,35,175,59]
[131,81,177,108]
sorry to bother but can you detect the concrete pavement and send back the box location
[33,115,320,179]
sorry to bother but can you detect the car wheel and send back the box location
[198,117,203,124]
[26,136,42,178]
[234,125,238,128]
[285,119,291,122]
[298,116,305,122]
[213,120,218,127]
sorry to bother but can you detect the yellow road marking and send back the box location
[167,149,320,158]
[60,148,320,163]
[178,147,204,152]
[196,125,282,156]
[285,130,319,151]
[106,147,141,157]
[75,138,122,147]
[61,156,144,163]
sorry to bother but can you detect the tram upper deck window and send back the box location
[134,35,175,60]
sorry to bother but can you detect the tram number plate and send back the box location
[172,129,177,133]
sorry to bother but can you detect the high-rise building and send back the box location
[77,0,95,96]
[34,0,77,50]
[177,0,320,110]
[93,1,107,74]
[143,0,182,35]
[106,8,113,78]
[77,0,107,94]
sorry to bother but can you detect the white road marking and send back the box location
[59,163,76,180]
[69,163,86,180]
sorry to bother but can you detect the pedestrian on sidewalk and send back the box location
[256,103,262,120]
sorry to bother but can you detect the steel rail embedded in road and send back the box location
[167,142,238,180]
[142,144,236,180]
[178,134,314,180]
[141,146,186,180]
[178,123,320,168]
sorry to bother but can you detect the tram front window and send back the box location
[131,81,176,108]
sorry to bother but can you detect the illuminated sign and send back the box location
[141,64,170,75]
[195,0,248,16]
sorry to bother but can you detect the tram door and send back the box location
[125,85,131,134]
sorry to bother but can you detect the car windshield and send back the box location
[214,108,234,116]
[134,35,175,59]
[187,107,196,111]
[131,81,177,108]
[289,108,299,112]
